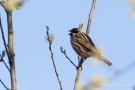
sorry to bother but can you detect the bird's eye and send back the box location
[74,30,78,33]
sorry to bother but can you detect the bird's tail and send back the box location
[100,56,112,66]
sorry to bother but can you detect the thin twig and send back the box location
[0,1,7,11]
[108,60,135,82]
[73,0,96,90]
[1,58,10,72]
[0,17,12,65]
[62,52,77,68]
[46,26,63,90]
[73,66,82,90]
[0,79,10,90]
[86,0,96,35]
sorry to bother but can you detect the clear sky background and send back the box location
[0,0,135,90]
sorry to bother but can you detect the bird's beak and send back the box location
[68,33,71,35]
[68,30,72,32]
[68,30,71,35]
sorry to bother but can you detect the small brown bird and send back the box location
[68,28,112,66]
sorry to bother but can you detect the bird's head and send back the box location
[68,28,83,36]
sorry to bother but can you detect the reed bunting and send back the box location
[68,28,112,66]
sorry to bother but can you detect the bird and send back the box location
[68,28,112,66]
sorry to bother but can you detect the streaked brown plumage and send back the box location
[68,28,112,66]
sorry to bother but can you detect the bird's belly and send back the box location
[72,46,92,59]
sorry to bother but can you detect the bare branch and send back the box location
[0,17,12,65]
[63,53,77,68]
[1,57,10,72]
[60,47,77,68]
[73,58,84,90]
[108,60,135,82]
[46,26,63,90]
[74,66,82,90]
[0,79,10,90]
[86,0,96,35]
[0,50,10,72]
[74,0,96,90]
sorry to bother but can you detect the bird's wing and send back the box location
[75,32,96,50]
[83,33,96,47]
[76,32,96,49]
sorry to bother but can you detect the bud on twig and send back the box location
[79,21,83,28]
[2,50,5,58]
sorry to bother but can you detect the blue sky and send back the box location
[0,0,135,90]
